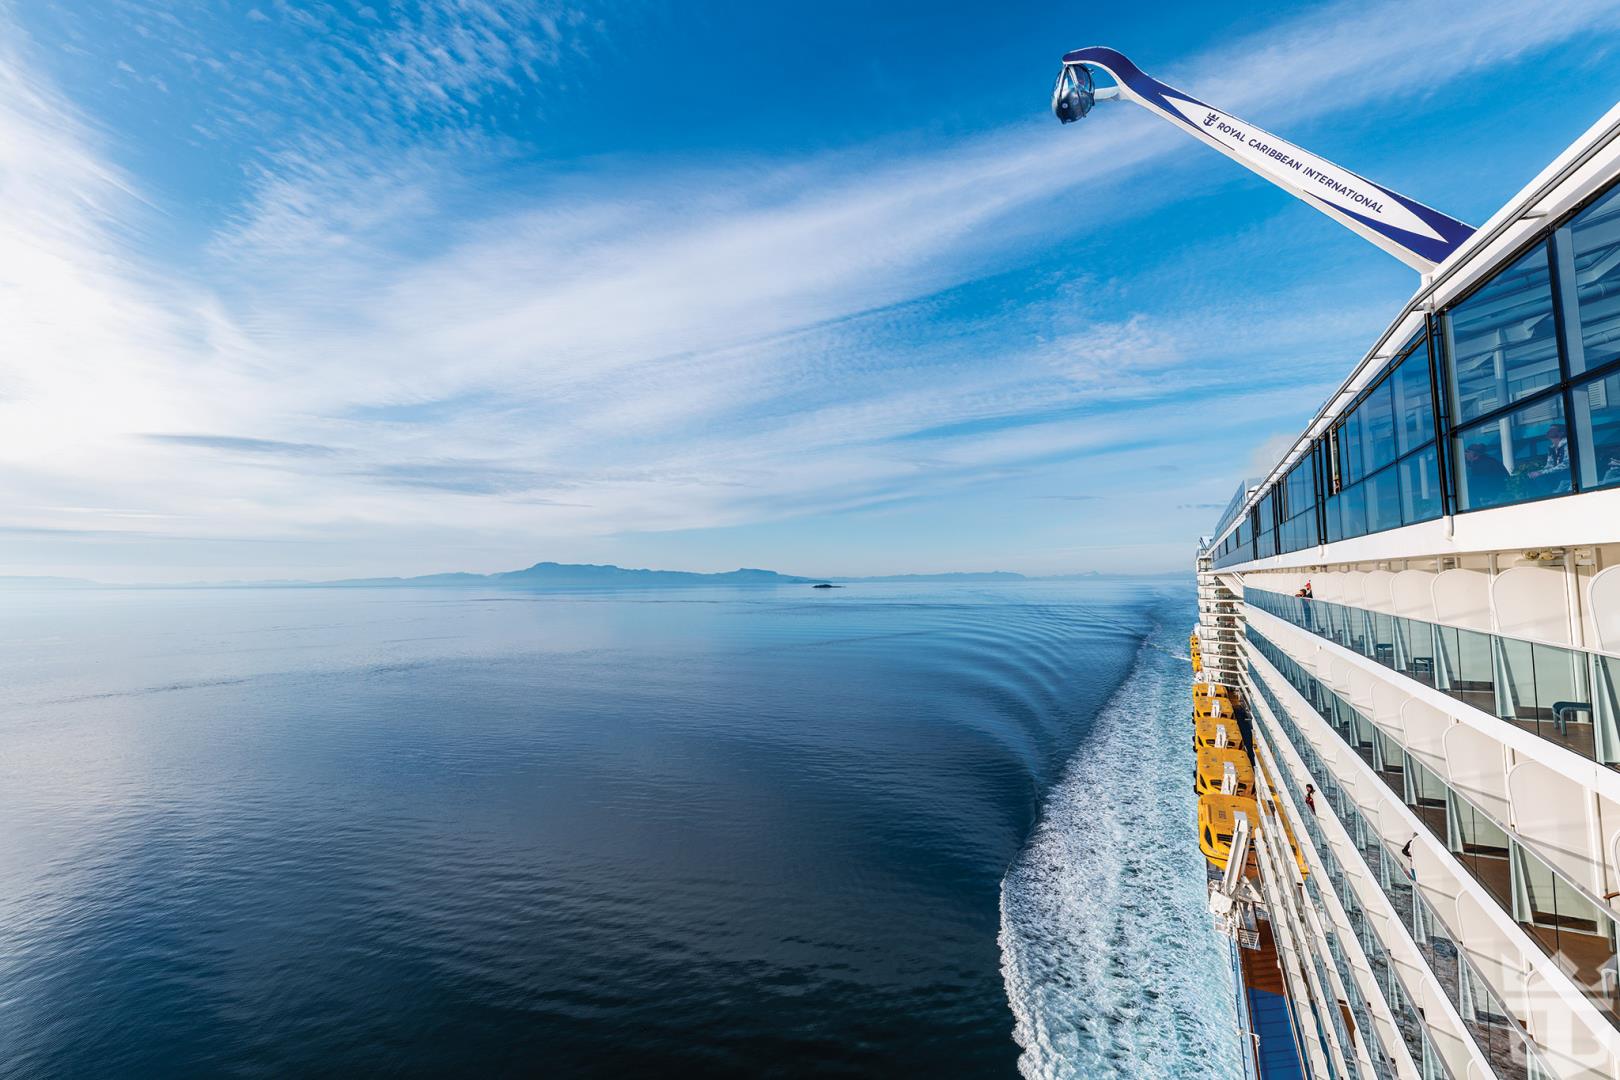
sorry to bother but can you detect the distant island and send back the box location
[329,563,1040,588]
[0,563,1184,590]
[324,561,817,589]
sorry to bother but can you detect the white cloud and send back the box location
[3,0,1620,578]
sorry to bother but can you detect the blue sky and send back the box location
[4,1,1620,582]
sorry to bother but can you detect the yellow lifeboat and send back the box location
[1193,694,1233,720]
[1195,747,1254,797]
[1194,715,1244,751]
[1199,793,1260,869]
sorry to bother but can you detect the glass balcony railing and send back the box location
[1248,667,1552,1080]
[1253,700,1460,1079]
[1245,587,1620,769]
[1248,627,1620,1041]
[1299,870,1399,1080]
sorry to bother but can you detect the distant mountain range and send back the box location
[326,562,816,588]
[0,563,1179,590]
[325,563,1045,588]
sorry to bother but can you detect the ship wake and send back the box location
[999,615,1242,1078]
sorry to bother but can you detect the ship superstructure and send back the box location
[1056,46,1620,1080]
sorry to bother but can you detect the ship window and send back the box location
[1445,242,1561,425]
[1357,379,1397,476]
[1451,393,1569,511]
[1338,480,1367,539]
[1364,466,1401,533]
[1572,367,1620,490]
[1559,183,1620,375]
[1398,445,1441,524]
[1339,414,1364,486]
[1327,427,1343,494]
[1392,345,1434,456]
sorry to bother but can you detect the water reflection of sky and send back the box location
[0,581,1208,1076]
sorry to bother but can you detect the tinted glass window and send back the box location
[1572,368,1620,490]
[1365,468,1401,533]
[1358,380,1397,476]
[1338,417,1362,486]
[1287,461,1311,516]
[1561,185,1620,374]
[1339,481,1367,538]
[1392,347,1434,456]
[1399,445,1442,523]
[1453,393,1569,510]
[1446,243,1561,424]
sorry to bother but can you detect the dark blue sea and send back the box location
[0,580,1239,1077]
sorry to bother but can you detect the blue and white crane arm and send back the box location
[1052,46,1475,274]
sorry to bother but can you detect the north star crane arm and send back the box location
[1052,46,1475,274]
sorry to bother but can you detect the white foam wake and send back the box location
[1000,615,1244,1078]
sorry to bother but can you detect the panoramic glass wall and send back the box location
[1212,176,1620,568]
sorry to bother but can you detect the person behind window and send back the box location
[1463,443,1509,507]
[1527,422,1571,493]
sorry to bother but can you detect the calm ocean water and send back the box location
[0,580,1238,1077]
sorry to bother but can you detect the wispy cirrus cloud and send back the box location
[141,434,338,456]
[3,0,1620,579]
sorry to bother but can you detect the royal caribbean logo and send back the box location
[1203,111,1218,127]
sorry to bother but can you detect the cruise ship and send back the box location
[1055,48,1620,1080]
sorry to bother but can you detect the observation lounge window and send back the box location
[1446,242,1561,425]
[1452,394,1570,510]
[1364,467,1402,534]
[1558,183,1620,375]
[1338,480,1368,539]
[1392,345,1435,456]
[1358,379,1398,477]
[1399,446,1442,524]
[1572,367,1620,490]
[1339,416,1364,487]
